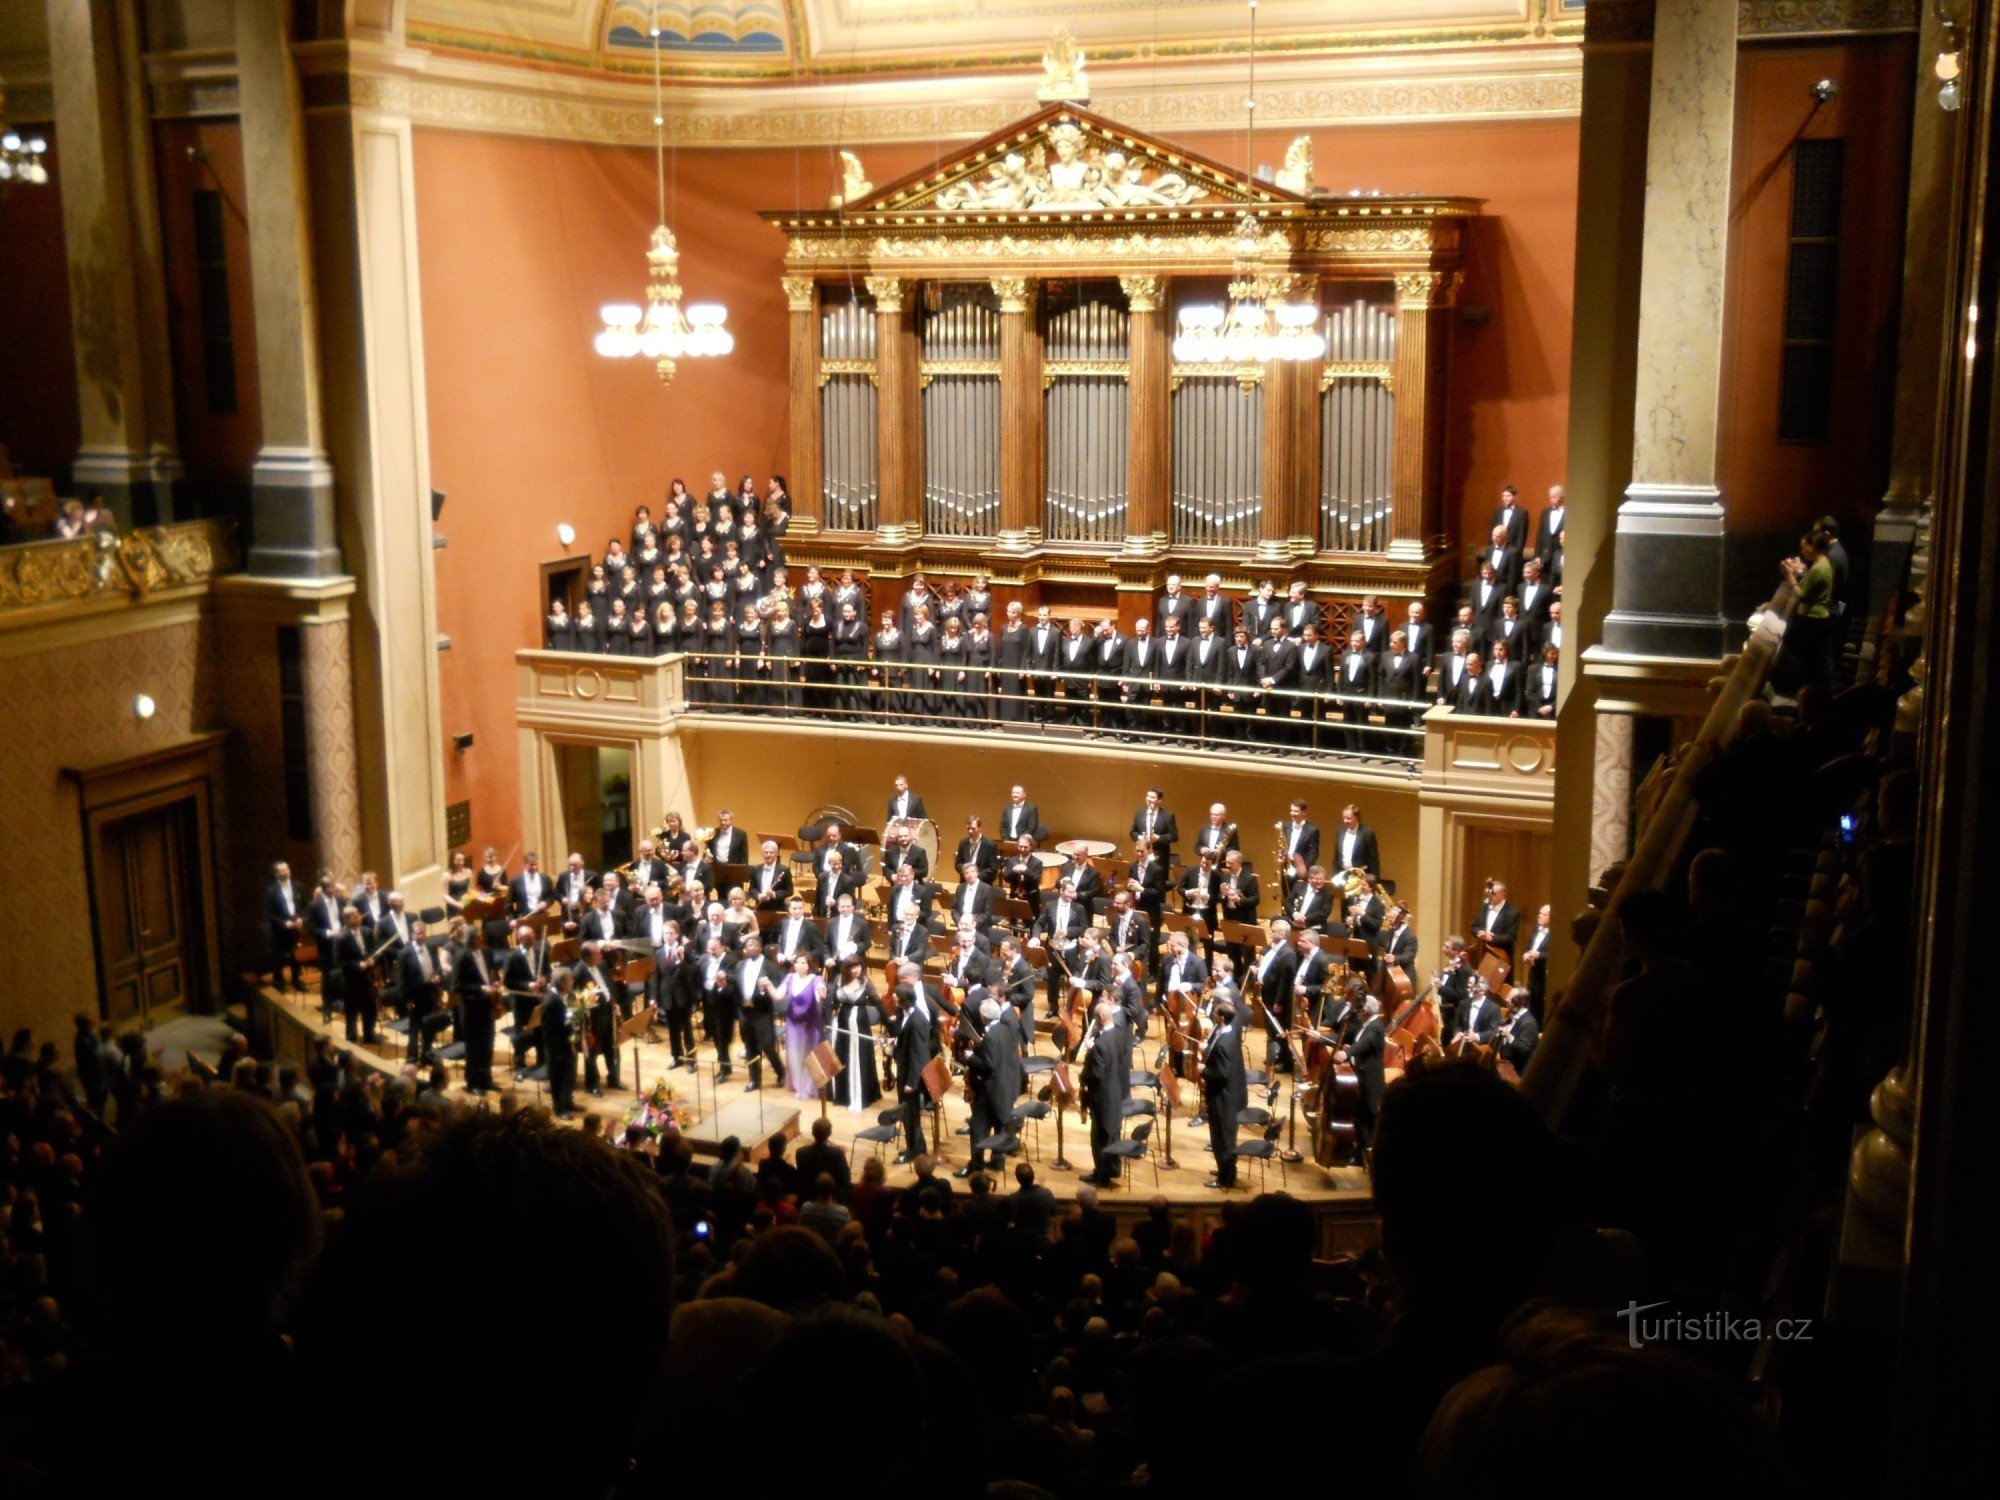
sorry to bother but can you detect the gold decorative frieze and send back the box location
[1321,361,1394,389]
[1171,363,1264,392]
[780,275,817,312]
[1740,1,1917,38]
[0,519,241,622]
[817,358,878,387]
[1043,360,1132,389]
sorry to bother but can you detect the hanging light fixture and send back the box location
[595,23,731,384]
[0,84,49,187]
[1173,2,1322,365]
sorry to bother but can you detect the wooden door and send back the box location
[96,801,197,1023]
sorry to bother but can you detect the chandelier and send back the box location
[0,85,48,186]
[1172,2,1321,365]
[593,25,731,384]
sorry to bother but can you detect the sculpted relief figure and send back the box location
[1095,150,1195,207]
[932,130,1202,212]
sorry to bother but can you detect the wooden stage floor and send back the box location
[253,985,1374,1216]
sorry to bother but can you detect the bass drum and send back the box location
[910,817,941,879]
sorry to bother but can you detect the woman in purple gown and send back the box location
[781,955,824,1103]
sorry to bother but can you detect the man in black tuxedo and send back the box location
[1518,902,1555,1018]
[1485,640,1523,717]
[1053,852,1103,907]
[1279,801,1321,898]
[1243,579,1281,640]
[399,921,448,1064]
[1249,920,1299,1074]
[1380,902,1420,989]
[624,838,667,897]
[1335,628,1376,752]
[883,863,939,932]
[1193,804,1239,860]
[812,824,864,883]
[821,894,870,972]
[940,927,994,993]
[1490,483,1529,551]
[1193,574,1234,638]
[551,852,594,921]
[1333,804,1382,879]
[453,925,502,1093]
[1124,839,1169,925]
[1283,581,1321,639]
[1451,977,1500,1047]
[1536,483,1567,580]
[1498,993,1541,1071]
[1334,996,1387,1164]
[770,895,826,969]
[1256,615,1303,744]
[734,934,782,1091]
[1079,999,1132,1185]
[1154,615,1194,736]
[1377,631,1425,735]
[1451,654,1496,716]
[541,970,578,1117]
[1155,932,1208,1015]
[1472,881,1521,959]
[891,968,937,1161]
[695,935,738,1081]
[953,818,1002,884]
[1024,605,1061,723]
[945,864,997,933]
[1402,601,1436,676]
[1527,643,1560,720]
[962,998,1024,1175]
[706,809,750,867]
[746,841,793,909]
[579,888,626,947]
[885,775,927,826]
[998,787,1041,846]
[1178,848,1222,930]
[1435,628,1473,706]
[503,921,552,1072]
[1516,557,1554,642]
[1130,787,1178,863]
[1090,619,1128,733]
[1105,890,1153,967]
[996,937,1038,1018]
[1470,560,1508,633]
[885,914,931,969]
[1033,880,1088,1013]
[581,962,623,1096]
[333,909,379,1045]
[1287,865,1336,934]
[879,824,930,883]
[812,850,862,920]
[265,861,307,991]
[1202,996,1247,1188]
[1121,617,1162,738]
[1156,573,1196,636]
[309,872,345,1016]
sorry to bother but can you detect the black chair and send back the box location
[1235,1126,1287,1191]
[972,1132,1019,1167]
[1010,1099,1050,1160]
[1121,1096,1157,1121]
[1099,1119,1155,1190]
[852,1107,902,1168]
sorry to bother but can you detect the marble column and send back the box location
[781,275,823,537]
[294,37,449,897]
[1389,270,1457,561]
[1546,0,1653,992]
[1119,275,1169,555]
[867,275,921,546]
[994,277,1045,551]
[301,615,365,879]
[1871,0,1960,615]
[236,0,342,579]
[43,0,178,523]
[1600,0,1735,659]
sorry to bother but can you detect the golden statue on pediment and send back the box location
[934,123,1201,212]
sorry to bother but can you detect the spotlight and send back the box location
[557,523,577,549]
[133,693,156,721]
[1811,78,1839,104]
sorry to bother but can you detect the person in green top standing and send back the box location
[1778,529,1836,698]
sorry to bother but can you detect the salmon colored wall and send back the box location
[416,118,1577,852]
[1718,37,1914,537]
[0,124,81,480]
[153,119,263,483]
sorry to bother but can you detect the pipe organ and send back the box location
[768,102,1476,619]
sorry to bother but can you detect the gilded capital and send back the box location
[781,275,817,312]
[1394,270,1460,310]
[864,275,905,314]
[1118,274,1165,314]
[991,277,1037,315]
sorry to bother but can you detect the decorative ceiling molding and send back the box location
[346,42,1581,150]
[1739,0,1918,38]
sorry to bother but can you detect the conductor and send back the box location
[961,996,1023,1177]
[1080,999,1131,1186]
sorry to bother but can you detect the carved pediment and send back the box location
[850,105,1303,216]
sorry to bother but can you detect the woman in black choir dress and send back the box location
[766,601,801,713]
[679,599,706,704]
[935,578,967,631]
[732,560,763,619]
[905,604,942,717]
[646,564,672,617]
[873,612,905,723]
[739,511,770,590]
[939,616,973,720]
[713,503,735,555]
[798,564,828,618]
[799,596,834,715]
[653,601,678,658]
[735,605,768,711]
[630,504,656,552]
[967,611,996,721]
[634,531,662,576]
[602,539,629,578]
[573,602,601,653]
[965,572,993,626]
[626,605,651,656]
[616,564,644,620]
[545,599,575,652]
[584,562,610,614]
[693,532,717,577]
[690,503,714,554]
[833,600,868,716]
[701,561,729,612]
[703,600,736,707]
[662,536,687,584]
[604,599,632,656]
[443,850,473,921]
[833,568,865,620]
[830,956,882,1112]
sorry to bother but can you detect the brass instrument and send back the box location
[692,824,718,857]
[1336,865,1369,899]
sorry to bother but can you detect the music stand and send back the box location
[713,861,751,892]
[551,937,580,965]
[1218,919,1265,949]
[619,1005,656,1102]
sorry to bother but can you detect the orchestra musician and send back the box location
[1278,800,1320,898]
[1520,903,1554,1020]
[748,841,793,909]
[1104,889,1153,967]
[1156,931,1208,1021]
[1288,865,1336,935]
[1125,838,1168,925]
[1497,990,1541,1072]
[822,893,870,974]
[541,969,578,1118]
[1108,948,1147,1037]
[1033,880,1089,1015]
[697,934,738,1082]
[264,861,306,992]
[890,963,936,1163]
[1473,880,1521,959]
[1130,787,1179,862]
[1251,919,1299,1074]
[1333,804,1382,879]
[1053,849,1103,906]
[1332,996,1386,1166]
[1202,995,1246,1189]
[770,895,826,969]
[1345,873,1386,950]
[880,824,929,883]
[960,996,1023,1178]
[503,921,551,1073]
[947,863,997,934]
[886,775,927,825]
[1193,803,1239,859]
[954,817,1001,883]
[311,872,345,1021]
[999,786,1042,845]
[453,926,501,1094]
[996,936,1037,1019]
[1001,837,1041,906]
[737,934,784,1092]
[1080,999,1132,1186]
[333,908,378,1045]
[573,942,626,1095]
[398,921,447,1064]
[708,808,750,866]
